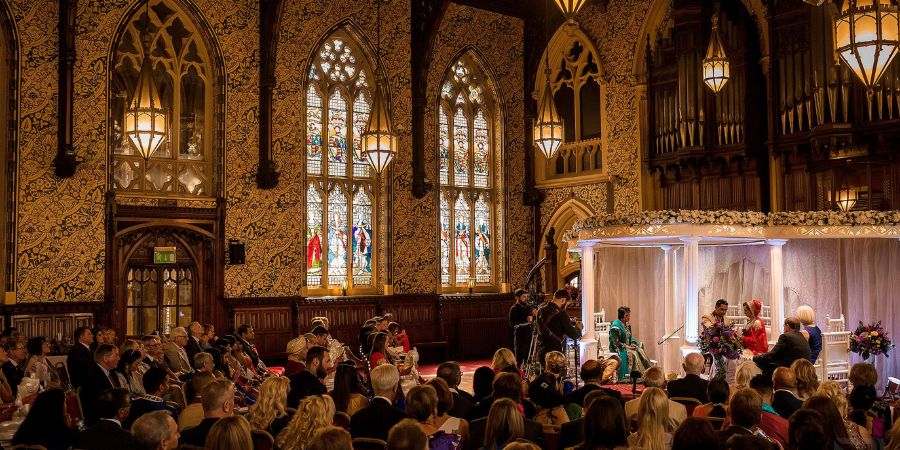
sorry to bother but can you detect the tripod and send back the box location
[523,319,542,381]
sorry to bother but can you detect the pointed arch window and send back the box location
[305,32,378,292]
[110,0,220,198]
[438,55,501,290]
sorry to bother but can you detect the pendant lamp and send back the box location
[534,0,565,159]
[554,0,587,20]
[361,0,398,173]
[125,2,168,160]
[702,14,730,93]
[834,0,900,90]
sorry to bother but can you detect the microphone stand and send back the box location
[658,322,686,346]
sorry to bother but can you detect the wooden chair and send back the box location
[706,416,725,431]
[543,428,561,450]
[670,397,702,416]
[177,403,204,431]
[352,437,388,450]
[251,430,274,450]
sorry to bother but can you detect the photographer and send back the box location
[509,289,536,366]
[536,289,580,368]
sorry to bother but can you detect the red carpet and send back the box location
[419,359,491,377]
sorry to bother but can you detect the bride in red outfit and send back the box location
[741,299,768,355]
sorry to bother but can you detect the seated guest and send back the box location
[849,363,892,441]
[848,385,877,430]
[187,322,205,363]
[803,394,875,450]
[236,324,267,374]
[437,361,476,418]
[426,377,469,443]
[468,398,543,450]
[80,343,120,424]
[468,372,535,422]
[247,376,292,437]
[672,417,721,450]
[179,379,236,447]
[276,394,335,450]
[309,426,353,450]
[190,351,220,400]
[747,374,789,447]
[359,320,378,355]
[667,352,709,402]
[331,362,368,416]
[163,327,194,375]
[624,367,687,429]
[725,434,778,450]
[67,326,94,389]
[25,336,61,388]
[76,388,137,449]
[796,305,822,362]
[115,348,146,395]
[693,379,730,418]
[127,367,180,428]
[788,408,831,450]
[752,317,811,376]
[559,390,609,449]
[206,415,253,450]
[628,387,673,450]
[2,340,25,396]
[578,395,629,450]
[472,366,495,404]
[772,366,803,419]
[389,418,429,450]
[567,358,622,407]
[132,410,180,450]
[528,371,569,428]
[718,389,780,447]
[351,364,407,441]
[11,388,76,450]
[790,358,819,400]
[0,343,15,403]
[491,348,518,373]
[407,384,462,450]
[731,360,762,399]
[389,322,412,353]
[288,345,331,408]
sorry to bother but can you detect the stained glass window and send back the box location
[111,0,217,198]
[305,30,379,292]
[437,54,499,289]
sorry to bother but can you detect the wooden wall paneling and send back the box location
[295,297,378,350]
[227,298,297,359]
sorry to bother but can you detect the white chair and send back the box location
[827,314,847,332]
[596,321,612,356]
[821,329,852,388]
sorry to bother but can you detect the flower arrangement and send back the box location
[850,321,893,360]
[698,321,744,380]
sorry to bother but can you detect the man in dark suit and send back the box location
[566,359,623,407]
[76,388,137,449]
[179,379,235,447]
[288,346,331,408]
[186,322,205,363]
[79,343,120,425]
[535,289,580,366]
[436,362,475,418]
[1,341,25,396]
[508,289,536,366]
[126,367,179,428]
[753,318,811,376]
[559,389,611,449]
[666,352,710,402]
[772,367,803,419]
[236,324,265,373]
[67,326,94,390]
[351,364,407,441]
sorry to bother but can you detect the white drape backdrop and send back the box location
[699,245,771,319]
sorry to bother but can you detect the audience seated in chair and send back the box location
[426,377,469,445]
[407,384,462,450]
[628,387,674,450]
[387,419,426,450]
[205,415,253,450]
[79,343,120,425]
[467,398,543,450]
[672,416,721,450]
[807,385,876,450]
[788,408,831,450]
[247,375,292,437]
[276,394,335,450]
[566,358,622,409]
[12,389,77,450]
[351,364,407,441]
[624,367,687,430]
[179,379,236,447]
[288,345,331,408]
[692,378,730,419]
[126,367,180,428]
[76,388,137,449]
[790,358,820,400]
[667,352,709,403]
[331,362,369,417]
[746,374,789,447]
[132,410,181,450]
[437,362,476,419]
[308,426,353,450]
[718,389,780,448]
[559,389,611,449]
[771,366,803,419]
[468,372,536,422]
[575,395,629,450]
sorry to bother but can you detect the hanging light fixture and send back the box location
[124,0,168,160]
[835,187,859,212]
[803,0,828,5]
[361,0,398,173]
[834,0,900,90]
[534,0,565,160]
[702,13,730,93]
[554,0,587,20]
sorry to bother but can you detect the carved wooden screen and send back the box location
[438,54,500,291]
[110,0,218,198]
[304,30,379,294]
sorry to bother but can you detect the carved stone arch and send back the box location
[533,22,604,101]
[0,0,17,293]
[107,0,226,199]
[543,198,594,285]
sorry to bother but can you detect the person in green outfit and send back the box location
[609,306,652,380]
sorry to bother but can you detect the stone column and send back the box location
[681,237,701,344]
[768,239,788,343]
[579,243,598,363]
[661,245,680,373]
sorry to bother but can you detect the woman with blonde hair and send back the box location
[276,395,335,450]
[491,348,517,372]
[247,376,292,436]
[205,415,254,450]
[627,387,673,450]
[790,358,819,400]
[483,398,526,450]
[797,305,822,362]
[732,360,762,399]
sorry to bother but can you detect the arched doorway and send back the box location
[543,199,593,290]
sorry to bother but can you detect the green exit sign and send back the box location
[154,246,177,264]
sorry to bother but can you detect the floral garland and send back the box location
[565,209,900,241]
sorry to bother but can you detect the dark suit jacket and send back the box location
[565,383,624,407]
[125,396,178,428]
[186,336,204,364]
[753,332,811,375]
[78,363,116,424]
[772,390,803,419]
[350,397,407,441]
[1,361,23,396]
[76,419,137,450]
[288,370,326,408]
[237,337,261,368]
[448,388,475,419]
[467,417,544,450]
[66,343,93,389]
[180,417,220,447]
[667,374,710,403]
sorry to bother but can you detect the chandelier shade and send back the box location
[533,83,564,159]
[834,0,900,89]
[835,187,859,212]
[125,55,168,160]
[554,0,587,19]
[702,15,730,93]
[361,88,398,174]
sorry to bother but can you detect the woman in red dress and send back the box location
[741,299,768,355]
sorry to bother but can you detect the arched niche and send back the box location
[543,198,594,287]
